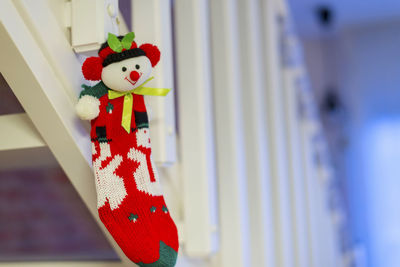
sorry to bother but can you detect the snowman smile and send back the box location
[125,76,141,87]
[124,70,143,87]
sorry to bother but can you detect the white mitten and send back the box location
[75,95,100,120]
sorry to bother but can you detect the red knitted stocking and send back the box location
[77,31,179,266]
[91,119,178,266]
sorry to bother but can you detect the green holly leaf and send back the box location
[107,33,122,53]
[121,32,135,50]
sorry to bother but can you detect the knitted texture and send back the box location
[102,48,146,67]
[139,44,161,67]
[80,85,179,265]
[82,57,104,81]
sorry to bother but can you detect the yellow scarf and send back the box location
[108,77,170,133]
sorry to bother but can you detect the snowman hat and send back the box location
[82,32,160,81]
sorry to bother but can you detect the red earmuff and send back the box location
[82,57,103,81]
[139,44,161,67]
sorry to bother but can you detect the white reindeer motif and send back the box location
[92,142,127,210]
[92,128,162,209]
[127,128,163,196]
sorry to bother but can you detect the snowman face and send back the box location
[101,56,153,92]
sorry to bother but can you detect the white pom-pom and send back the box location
[76,95,100,120]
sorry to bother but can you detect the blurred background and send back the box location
[0,0,399,267]
[290,1,400,267]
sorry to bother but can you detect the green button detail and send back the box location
[162,206,168,213]
[150,206,157,213]
[106,103,114,113]
[128,213,138,222]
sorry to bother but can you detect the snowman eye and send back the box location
[122,67,127,72]
[135,64,140,70]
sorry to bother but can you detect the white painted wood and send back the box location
[131,0,177,166]
[280,16,312,266]
[0,1,131,264]
[65,0,72,28]
[174,0,219,257]
[71,0,102,51]
[307,121,341,267]
[0,113,45,151]
[260,0,296,266]
[236,0,276,266]
[299,96,323,267]
[275,3,342,267]
[282,65,311,267]
[209,0,251,266]
[70,0,119,53]
[314,170,338,267]
[297,69,342,267]
[13,0,88,103]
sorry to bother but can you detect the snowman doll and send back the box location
[76,32,178,266]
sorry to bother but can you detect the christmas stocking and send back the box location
[76,32,179,266]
